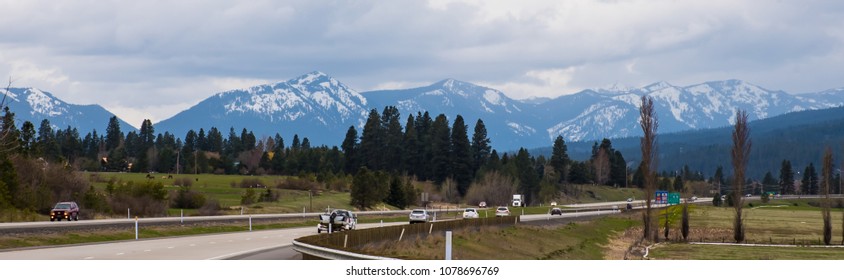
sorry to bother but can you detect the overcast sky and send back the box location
[2,0,844,127]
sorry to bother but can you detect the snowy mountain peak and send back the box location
[643,81,675,92]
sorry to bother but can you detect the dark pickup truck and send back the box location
[50,201,79,221]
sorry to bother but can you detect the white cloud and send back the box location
[0,0,843,123]
[480,67,580,99]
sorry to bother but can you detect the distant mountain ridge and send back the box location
[0,87,134,134]
[5,72,844,152]
[155,73,844,150]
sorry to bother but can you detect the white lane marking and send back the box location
[144,249,152,252]
[190,244,196,247]
[116,253,124,256]
[84,257,94,260]
[246,238,251,241]
[262,236,268,239]
[167,246,175,249]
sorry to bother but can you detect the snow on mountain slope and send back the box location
[155,71,369,144]
[9,73,844,151]
[1,87,134,133]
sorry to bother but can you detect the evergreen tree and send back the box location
[779,160,795,194]
[632,164,645,188]
[673,175,684,192]
[341,126,359,174]
[470,119,491,177]
[105,116,123,151]
[431,114,451,185]
[450,115,472,197]
[385,175,408,209]
[610,150,627,187]
[762,172,777,194]
[713,166,725,195]
[206,127,223,153]
[415,112,434,180]
[350,167,387,210]
[802,163,819,195]
[568,161,591,184]
[550,136,569,183]
[197,128,207,151]
[402,116,420,175]
[359,109,383,170]
[19,121,35,157]
[515,148,539,204]
[381,106,403,172]
[37,119,60,160]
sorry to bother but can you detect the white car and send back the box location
[495,206,510,217]
[463,208,479,219]
[690,196,698,201]
[626,197,633,202]
[409,209,430,224]
[550,201,557,206]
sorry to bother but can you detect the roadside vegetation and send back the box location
[358,215,639,260]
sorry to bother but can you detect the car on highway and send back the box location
[550,207,563,215]
[745,194,752,197]
[409,209,430,224]
[50,201,79,221]
[690,196,698,201]
[317,209,357,233]
[463,208,479,219]
[478,201,487,208]
[495,206,510,217]
[626,197,633,202]
[550,201,557,206]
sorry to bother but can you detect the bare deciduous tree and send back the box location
[731,110,751,243]
[639,95,658,242]
[465,171,518,207]
[821,147,833,245]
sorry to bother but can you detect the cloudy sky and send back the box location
[2,0,844,127]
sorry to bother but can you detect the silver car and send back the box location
[409,209,429,224]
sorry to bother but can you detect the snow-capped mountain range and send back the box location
[0,87,133,135]
[4,71,844,150]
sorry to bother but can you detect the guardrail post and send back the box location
[344,234,348,248]
[249,215,253,232]
[127,208,130,220]
[399,228,405,241]
[180,209,183,225]
[429,223,434,235]
[445,231,452,260]
[134,216,139,240]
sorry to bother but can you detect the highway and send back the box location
[0,198,712,260]
[0,221,406,260]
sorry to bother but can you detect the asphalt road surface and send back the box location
[0,221,405,260]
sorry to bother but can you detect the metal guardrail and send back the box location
[292,240,397,260]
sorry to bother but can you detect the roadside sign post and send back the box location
[445,231,452,260]
[134,217,138,240]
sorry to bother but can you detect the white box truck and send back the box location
[512,194,525,207]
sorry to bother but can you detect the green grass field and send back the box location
[87,172,361,216]
[648,201,844,259]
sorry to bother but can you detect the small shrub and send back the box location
[276,177,319,191]
[198,199,221,216]
[239,178,265,188]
